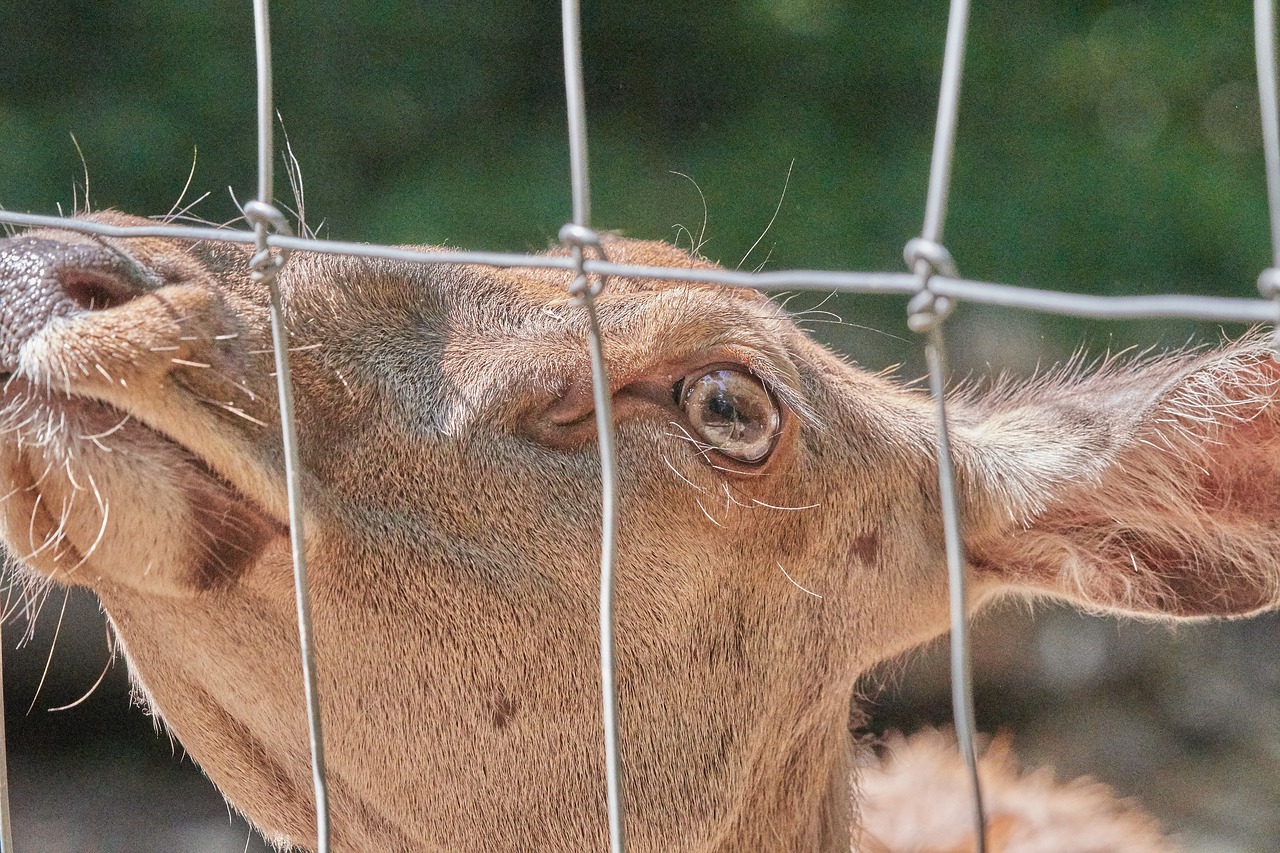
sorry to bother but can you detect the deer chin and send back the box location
[0,374,285,596]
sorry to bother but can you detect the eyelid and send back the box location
[675,361,763,398]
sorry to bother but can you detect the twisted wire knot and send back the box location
[243,200,294,285]
[1258,267,1280,359]
[904,237,958,333]
[1258,266,1280,299]
[558,223,609,301]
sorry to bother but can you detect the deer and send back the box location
[2,210,1275,852]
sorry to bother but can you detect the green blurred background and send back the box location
[1,1,1273,359]
[3,1,1279,851]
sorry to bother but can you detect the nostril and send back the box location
[0,237,151,372]
[61,271,134,312]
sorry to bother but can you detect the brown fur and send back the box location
[3,211,1274,850]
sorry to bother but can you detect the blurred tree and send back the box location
[0,0,1270,357]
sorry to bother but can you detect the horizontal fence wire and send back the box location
[6,210,1280,324]
[0,1,1277,852]
[4,211,1280,322]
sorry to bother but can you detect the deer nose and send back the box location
[0,236,148,373]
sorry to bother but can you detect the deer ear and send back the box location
[958,338,1280,618]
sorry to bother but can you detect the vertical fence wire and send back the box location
[918,0,971,246]
[0,622,11,853]
[1256,0,1280,267]
[562,0,591,227]
[249,1,331,850]
[1253,0,1280,359]
[909,0,987,849]
[560,2,626,852]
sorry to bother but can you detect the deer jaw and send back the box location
[0,211,1276,851]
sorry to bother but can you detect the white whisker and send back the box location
[80,413,132,441]
[660,454,703,492]
[776,562,822,598]
[28,587,71,713]
[48,623,116,713]
[751,498,820,511]
[695,498,722,527]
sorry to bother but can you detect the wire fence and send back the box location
[2,1,1280,852]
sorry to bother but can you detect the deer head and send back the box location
[0,211,1274,851]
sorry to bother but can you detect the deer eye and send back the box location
[681,368,780,464]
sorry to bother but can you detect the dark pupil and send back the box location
[706,391,739,424]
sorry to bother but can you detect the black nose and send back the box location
[0,236,148,373]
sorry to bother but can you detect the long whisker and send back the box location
[660,453,703,492]
[218,404,269,428]
[776,562,823,598]
[27,587,71,714]
[48,623,116,713]
[695,498,722,527]
[163,147,201,221]
[722,483,750,509]
[751,498,820,511]
[26,492,51,559]
[737,158,794,270]
[23,582,57,645]
[669,171,710,256]
[79,413,133,441]
[65,472,109,574]
[62,458,84,492]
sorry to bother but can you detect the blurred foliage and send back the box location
[0,0,1272,363]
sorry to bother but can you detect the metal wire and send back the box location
[919,0,970,246]
[1,3,1279,853]
[562,0,592,229]
[1256,0,1280,268]
[559,0,626,849]
[906,0,987,849]
[249,1,331,851]
[579,279,625,853]
[0,622,12,853]
[1255,0,1280,361]
[7,211,1280,322]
